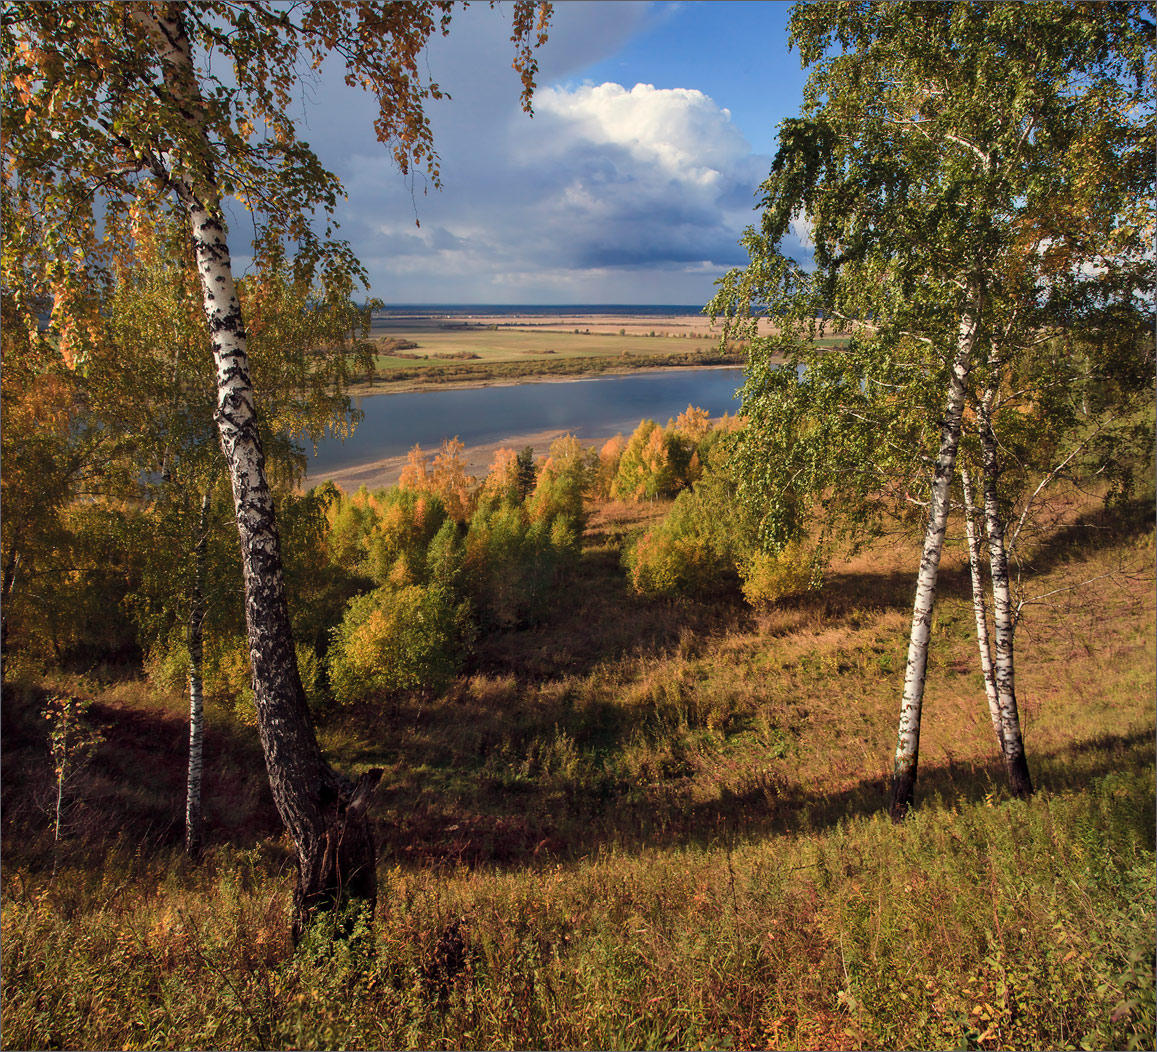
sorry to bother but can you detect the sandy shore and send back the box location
[309,427,617,493]
[345,359,746,398]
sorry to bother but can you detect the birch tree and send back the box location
[100,209,372,861]
[2,0,550,938]
[709,1,1152,820]
[959,467,1004,750]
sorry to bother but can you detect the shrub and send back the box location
[739,541,813,605]
[294,642,326,712]
[329,584,469,703]
[464,494,577,629]
[527,435,592,531]
[625,470,762,600]
[612,419,697,501]
[363,487,448,586]
[399,438,475,523]
[147,632,253,708]
[626,527,723,598]
[463,503,536,628]
[592,434,626,501]
[323,485,380,573]
[611,420,662,500]
[479,447,522,507]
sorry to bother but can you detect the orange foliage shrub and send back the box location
[593,434,626,500]
[399,437,476,523]
[672,404,711,442]
[480,447,521,506]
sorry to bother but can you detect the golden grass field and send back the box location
[352,310,809,392]
[3,484,1153,1051]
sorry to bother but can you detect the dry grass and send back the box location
[2,487,1153,1050]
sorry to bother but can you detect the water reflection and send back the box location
[305,368,745,476]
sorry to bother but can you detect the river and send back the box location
[304,367,745,478]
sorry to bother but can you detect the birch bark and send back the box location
[977,389,1033,799]
[960,467,1004,750]
[184,487,210,860]
[890,304,979,821]
[138,2,381,937]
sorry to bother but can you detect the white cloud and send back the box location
[533,82,746,184]
[278,4,807,303]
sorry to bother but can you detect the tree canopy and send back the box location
[709,0,1154,818]
[2,0,552,938]
[2,0,550,348]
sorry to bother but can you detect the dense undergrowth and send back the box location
[2,485,1153,1050]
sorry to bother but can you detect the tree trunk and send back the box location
[1,540,18,667]
[139,2,382,939]
[977,395,1033,799]
[185,487,210,860]
[891,306,979,821]
[960,467,1003,749]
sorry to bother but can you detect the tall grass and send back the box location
[2,490,1152,1050]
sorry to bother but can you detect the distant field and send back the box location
[372,327,722,370]
[358,312,847,390]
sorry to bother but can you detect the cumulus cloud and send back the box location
[513,82,767,272]
[536,82,744,178]
[290,4,806,303]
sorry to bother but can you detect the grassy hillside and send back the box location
[2,492,1153,1051]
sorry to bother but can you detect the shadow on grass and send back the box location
[469,542,751,682]
[4,671,1151,877]
[680,725,1155,846]
[1016,495,1154,580]
[362,720,1154,870]
[1,680,280,872]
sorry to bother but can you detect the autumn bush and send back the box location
[463,497,577,629]
[591,433,626,501]
[328,584,471,703]
[611,418,690,500]
[398,437,476,523]
[146,633,327,717]
[321,437,587,694]
[739,540,813,606]
[526,434,592,529]
[626,467,760,599]
[606,407,744,507]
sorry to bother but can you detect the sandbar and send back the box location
[310,427,614,493]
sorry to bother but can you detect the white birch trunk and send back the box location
[960,467,1003,749]
[890,305,979,820]
[185,487,210,860]
[138,2,381,938]
[977,392,1033,798]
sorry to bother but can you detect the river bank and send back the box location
[311,426,590,492]
[345,358,751,398]
[345,306,797,396]
[305,365,750,492]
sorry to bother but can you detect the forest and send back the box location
[2,2,1153,1050]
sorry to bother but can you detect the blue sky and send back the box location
[294,1,812,305]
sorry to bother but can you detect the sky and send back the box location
[282,1,813,306]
